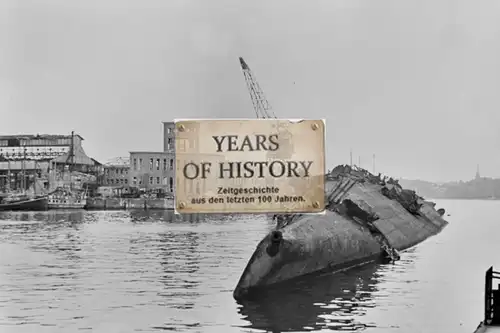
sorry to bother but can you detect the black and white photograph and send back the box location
[1,1,500,332]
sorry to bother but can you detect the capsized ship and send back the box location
[233,164,449,300]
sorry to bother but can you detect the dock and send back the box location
[474,267,500,333]
[85,197,174,210]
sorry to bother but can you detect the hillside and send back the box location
[399,177,500,199]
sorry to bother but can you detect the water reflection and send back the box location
[157,231,201,310]
[0,210,88,225]
[128,209,257,224]
[129,209,216,223]
[238,263,382,332]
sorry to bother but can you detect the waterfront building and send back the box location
[163,121,175,153]
[173,120,227,197]
[128,151,175,191]
[0,133,102,193]
[103,157,130,186]
[126,121,223,194]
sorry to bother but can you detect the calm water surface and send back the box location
[0,199,499,333]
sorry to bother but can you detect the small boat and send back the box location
[0,195,48,211]
[473,266,500,333]
[0,147,49,212]
[48,187,87,209]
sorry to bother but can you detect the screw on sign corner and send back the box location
[178,202,186,210]
[311,123,319,131]
[177,124,185,132]
[312,201,320,209]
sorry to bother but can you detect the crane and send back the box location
[238,57,294,163]
[239,57,277,119]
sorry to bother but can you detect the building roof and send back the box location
[0,134,85,141]
[91,158,103,166]
[51,151,96,166]
[104,156,129,167]
[129,151,172,155]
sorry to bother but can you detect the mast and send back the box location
[69,131,74,172]
[6,158,10,192]
[22,141,26,193]
[64,131,75,191]
[70,131,74,190]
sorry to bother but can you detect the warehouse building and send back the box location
[0,133,102,193]
[103,157,130,186]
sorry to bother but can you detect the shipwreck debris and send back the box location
[381,186,422,215]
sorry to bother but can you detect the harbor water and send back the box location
[0,199,498,333]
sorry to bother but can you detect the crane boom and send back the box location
[239,57,276,119]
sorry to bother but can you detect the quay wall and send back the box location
[86,198,174,210]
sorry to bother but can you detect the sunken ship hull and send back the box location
[233,165,449,300]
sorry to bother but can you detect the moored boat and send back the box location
[0,195,48,211]
[48,187,87,209]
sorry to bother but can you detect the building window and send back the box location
[169,177,173,192]
[133,177,137,185]
[167,138,172,150]
[149,177,153,185]
[163,177,167,185]
[125,179,128,184]
[139,158,142,170]
[167,128,171,134]
[169,159,173,169]
[156,177,160,184]
[149,158,153,170]
[133,158,137,170]
[156,158,160,170]
[178,140,185,152]
[163,159,167,171]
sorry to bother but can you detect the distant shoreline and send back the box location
[425,197,500,201]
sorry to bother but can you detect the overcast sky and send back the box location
[2,0,500,182]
